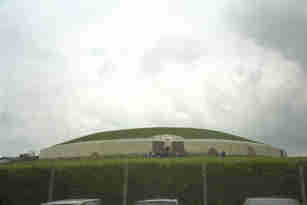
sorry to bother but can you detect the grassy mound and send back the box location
[62,127,259,144]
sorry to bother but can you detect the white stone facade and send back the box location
[40,135,285,159]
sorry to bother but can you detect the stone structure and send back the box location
[40,135,286,159]
[152,135,184,155]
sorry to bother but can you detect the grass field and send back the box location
[62,127,260,144]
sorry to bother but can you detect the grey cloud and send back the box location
[142,37,207,74]
[227,0,307,70]
[97,60,116,77]
[222,0,307,154]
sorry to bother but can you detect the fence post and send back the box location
[202,164,208,205]
[48,167,56,202]
[299,165,306,205]
[123,163,129,205]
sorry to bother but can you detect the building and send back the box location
[40,134,286,159]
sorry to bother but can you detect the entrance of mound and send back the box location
[152,135,185,155]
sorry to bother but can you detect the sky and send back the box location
[0,0,307,156]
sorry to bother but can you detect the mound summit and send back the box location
[62,127,259,144]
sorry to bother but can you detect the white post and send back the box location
[123,163,129,205]
[299,165,306,205]
[202,164,208,205]
[48,167,55,202]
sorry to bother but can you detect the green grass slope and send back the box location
[62,127,260,144]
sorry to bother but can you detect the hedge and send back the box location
[0,157,306,205]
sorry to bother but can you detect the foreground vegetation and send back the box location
[1,156,307,205]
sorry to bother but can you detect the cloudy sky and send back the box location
[1,0,307,156]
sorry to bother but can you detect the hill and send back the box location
[62,127,260,144]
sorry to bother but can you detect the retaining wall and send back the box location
[40,138,283,159]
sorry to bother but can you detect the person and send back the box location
[221,151,226,158]
[165,147,170,157]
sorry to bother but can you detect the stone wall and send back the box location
[184,140,281,156]
[40,138,283,159]
[40,139,152,159]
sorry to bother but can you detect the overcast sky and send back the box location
[1,0,307,157]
